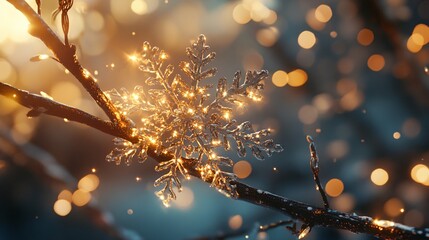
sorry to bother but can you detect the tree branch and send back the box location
[0,82,134,141]
[6,0,131,131]
[2,0,429,239]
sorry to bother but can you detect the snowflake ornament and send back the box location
[105,35,283,207]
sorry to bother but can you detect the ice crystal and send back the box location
[105,35,283,207]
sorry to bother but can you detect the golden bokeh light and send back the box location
[131,0,148,15]
[306,9,325,31]
[0,1,32,43]
[413,23,429,45]
[256,27,279,47]
[393,132,401,140]
[86,11,105,32]
[58,189,73,202]
[406,37,423,53]
[233,4,251,24]
[233,160,252,179]
[263,10,277,25]
[173,187,194,210]
[298,30,316,49]
[367,54,385,72]
[287,69,308,87]
[357,28,374,46]
[325,178,344,197]
[410,164,429,185]
[314,4,333,23]
[78,174,100,192]
[53,199,72,217]
[370,168,389,186]
[272,70,289,87]
[228,215,243,230]
[298,105,318,125]
[332,193,355,212]
[72,189,92,206]
[50,81,82,107]
[0,58,14,83]
[384,198,404,217]
[340,90,363,111]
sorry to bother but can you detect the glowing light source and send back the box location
[298,30,316,49]
[272,70,289,87]
[287,69,308,87]
[233,160,252,179]
[228,215,243,230]
[314,4,333,23]
[393,132,401,139]
[78,174,100,192]
[370,168,389,186]
[58,189,73,202]
[367,54,385,72]
[373,219,395,228]
[232,4,251,24]
[53,199,72,216]
[173,187,194,210]
[384,198,404,217]
[131,0,148,15]
[411,164,429,185]
[256,27,279,47]
[325,178,344,197]
[357,28,374,46]
[72,189,91,206]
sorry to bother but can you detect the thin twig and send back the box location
[306,135,330,209]
[2,0,429,239]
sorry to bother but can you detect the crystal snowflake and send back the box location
[105,35,283,207]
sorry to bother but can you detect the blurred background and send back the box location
[1,0,429,239]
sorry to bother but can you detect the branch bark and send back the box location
[1,0,429,239]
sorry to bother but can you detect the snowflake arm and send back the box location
[105,34,283,206]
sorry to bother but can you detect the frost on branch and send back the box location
[105,35,283,207]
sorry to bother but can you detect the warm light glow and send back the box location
[232,4,251,24]
[367,54,385,72]
[131,0,148,15]
[371,168,389,186]
[228,215,243,230]
[393,132,401,139]
[298,30,317,49]
[357,28,374,46]
[314,4,333,23]
[325,178,344,197]
[233,160,252,179]
[298,105,318,125]
[413,24,429,45]
[384,198,404,217]
[256,27,279,47]
[78,174,100,192]
[53,199,72,216]
[72,189,91,206]
[272,70,289,87]
[58,189,73,202]
[288,69,308,87]
[173,187,194,210]
[128,54,139,62]
[411,164,429,185]
[373,219,395,228]
[407,36,423,53]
